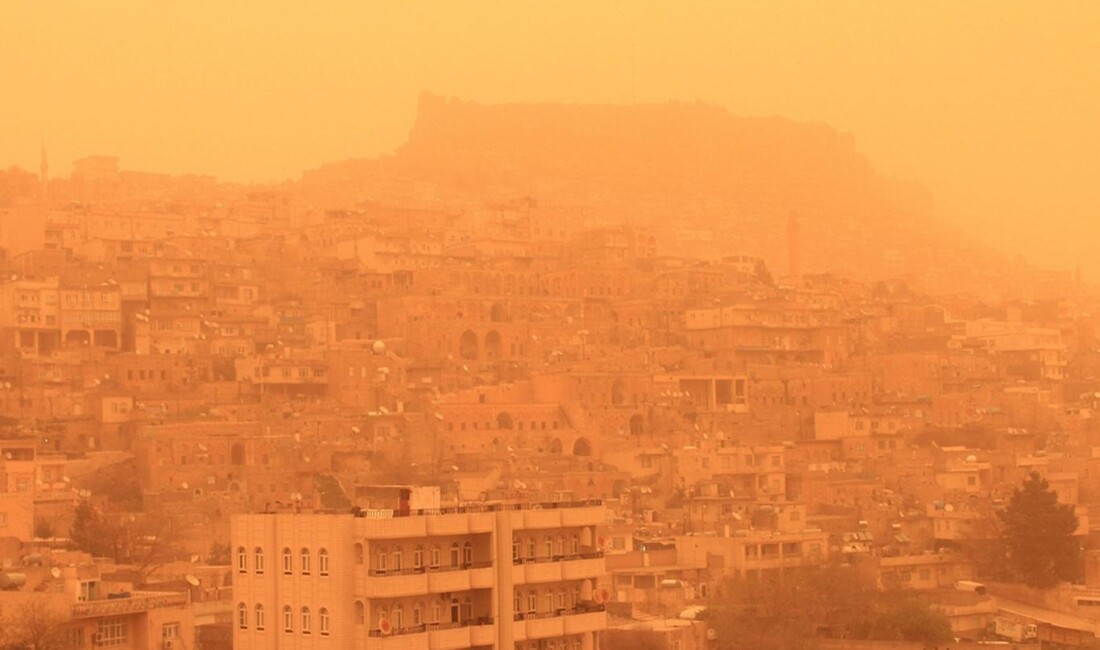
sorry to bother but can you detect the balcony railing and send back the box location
[353,499,603,519]
[369,560,493,578]
[513,603,606,622]
[71,592,188,619]
[367,616,495,639]
[513,551,604,566]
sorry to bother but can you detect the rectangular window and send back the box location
[96,618,127,647]
[161,623,181,640]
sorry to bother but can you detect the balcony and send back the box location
[366,619,495,650]
[361,563,494,596]
[522,508,563,529]
[517,559,562,584]
[70,591,187,619]
[563,609,607,635]
[364,568,430,597]
[364,631,430,650]
[527,614,565,638]
[469,564,495,589]
[513,606,605,642]
[426,515,470,536]
[561,555,605,580]
[349,500,604,534]
[428,566,471,592]
[514,553,603,585]
[469,622,496,646]
[561,507,606,528]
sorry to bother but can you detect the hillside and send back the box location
[301,94,1009,287]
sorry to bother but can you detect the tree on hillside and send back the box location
[705,565,949,650]
[999,471,1081,588]
[70,501,120,559]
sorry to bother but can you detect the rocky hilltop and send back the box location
[302,93,1006,287]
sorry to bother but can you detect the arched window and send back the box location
[300,548,311,575]
[376,546,387,572]
[393,604,404,630]
[281,548,292,575]
[570,534,580,556]
[543,536,553,557]
[354,543,364,565]
[354,600,366,625]
[429,544,440,568]
[236,547,247,573]
[254,547,265,574]
[462,541,473,565]
[555,535,564,557]
[301,607,311,634]
[450,542,460,567]
[449,598,460,623]
[282,605,293,633]
[376,606,388,628]
[525,537,536,558]
[461,597,473,621]
[319,608,330,636]
[556,589,566,610]
[412,602,423,626]
[391,547,403,571]
[237,602,248,629]
[255,603,266,630]
[431,600,441,624]
[512,537,520,562]
[319,548,329,576]
[414,545,424,569]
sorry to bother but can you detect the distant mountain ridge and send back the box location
[303,93,962,282]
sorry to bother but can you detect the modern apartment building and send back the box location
[231,494,608,650]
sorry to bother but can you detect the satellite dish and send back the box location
[944,503,955,512]
[186,575,201,587]
[50,567,61,579]
[371,340,386,355]
[378,618,393,636]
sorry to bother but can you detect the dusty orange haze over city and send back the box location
[1,1,1098,275]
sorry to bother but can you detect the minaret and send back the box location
[39,142,49,203]
[787,210,800,279]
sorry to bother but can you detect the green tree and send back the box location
[706,566,952,650]
[999,471,1081,587]
[871,597,953,645]
[70,501,119,559]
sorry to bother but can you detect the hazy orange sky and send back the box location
[2,1,1098,276]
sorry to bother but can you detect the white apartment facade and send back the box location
[232,500,608,650]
